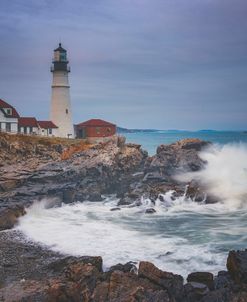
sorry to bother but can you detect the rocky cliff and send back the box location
[0,134,209,231]
[0,133,247,301]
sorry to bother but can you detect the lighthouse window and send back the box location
[60,53,66,61]
[66,109,68,114]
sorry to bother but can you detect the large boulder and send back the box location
[138,261,184,300]
[0,206,25,231]
[146,138,209,177]
[187,272,214,290]
[107,270,171,302]
[227,250,247,284]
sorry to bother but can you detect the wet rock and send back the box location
[117,196,135,206]
[130,288,171,302]
[187,271,214,290]
[110,207,121,211]
[230,291,247,302]
[184,281,209,301]
[48,256,103,274]
[214,271,233,290]
[0,206,25,231]
[92,281,109,301]
[87,193,104,202]
[200,288,231,302]
[143,172,167,183]
[62,187,76,204]
[227,250,247,284]
[138,261,184,300]
[0,179,22,192]
[186,182,218,204]
[0,280,49,302]
[145,208,156,214]
[150,139,209,177]
[109,262,137,274]
[108,270,169,302]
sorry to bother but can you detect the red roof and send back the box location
[76,119,116,128]
[0,99,20,118]
[38,121,58,129]
[18,117,38,127]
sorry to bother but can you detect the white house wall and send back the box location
[0,111,18,133]
[39,127,59,137]
[19,126,39,134]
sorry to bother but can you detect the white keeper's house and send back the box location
[0,99,59,137]
[0,99,19,133]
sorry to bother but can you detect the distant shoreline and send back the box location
[117,127,247,134]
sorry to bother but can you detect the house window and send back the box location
[96,127,100,134]
[66,109,68,114]
[6,123,11,132]
[107,127,111,133]
[5,108,12,115]
[49,128,52,135]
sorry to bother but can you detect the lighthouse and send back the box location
[50,43,74,138]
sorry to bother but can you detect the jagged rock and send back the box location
[214,271,233,290]
[0,280,49,302]
[0,206,25,231]
[109,261,137,273]
[149,139,209,177]
[184,281,209,301]
[145,208,156,214]
[110,207,121,211]
[187,272,214,290]
[200,288,231,302]
[48,256,103,274]
[118,196,135,206]
[87,193,104,202]
[186,181,218,204]
[62,187,76,203]
[143,172,167,182]
[0,135,148,230]
[108,270,169,302]
[1,230,247,302]
[227,250,247,284]
[138,261,184,300]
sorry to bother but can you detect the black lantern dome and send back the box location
[51,43,70,72]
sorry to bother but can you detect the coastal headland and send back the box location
[0,132,247,301]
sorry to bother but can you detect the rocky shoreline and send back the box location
[1,230,247,302]
[0,132,247,301]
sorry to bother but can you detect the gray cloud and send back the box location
[0,0,247,129]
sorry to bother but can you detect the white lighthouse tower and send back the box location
[50,43,74,138]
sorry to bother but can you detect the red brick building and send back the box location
[75,119,116,142]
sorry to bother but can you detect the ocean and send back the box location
[124,130,247,155]
[15,131,247,277]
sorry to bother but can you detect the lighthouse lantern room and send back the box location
[50,43,74,138]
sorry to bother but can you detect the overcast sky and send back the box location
[0,0,247,130]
